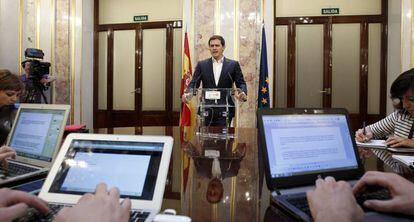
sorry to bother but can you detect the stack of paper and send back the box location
[356,140,387,149]
[392,155,414,169]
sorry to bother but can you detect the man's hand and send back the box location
[54,183,131,222]
[0,146,16,161]
[40,76,56,85]
[0,188,49,222]
[181,93,192,104]
[307,177,363,222]
[353,171,414,215]
[235,92,247,102]
[0,146,16,173]
[385,136,414,148]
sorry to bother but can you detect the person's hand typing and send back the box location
[0,146,16,175]
[0,146,16,161]
[307,177,363,222]
[353,171,414,215]
[54,183,131,222]
[385,136,414,147]
[0,188,49,222]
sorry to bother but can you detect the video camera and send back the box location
[21,48,51,80]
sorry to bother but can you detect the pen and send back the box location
[362,121,366,136]
[362,121,367,142]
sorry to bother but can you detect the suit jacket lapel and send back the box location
[206,59,216,87]
[217,57,228,87]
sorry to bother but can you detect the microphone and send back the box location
[227,72,234,84]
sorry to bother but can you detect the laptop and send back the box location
[257,108,366,221]
[0,103,70,186]
[34,133,173,222]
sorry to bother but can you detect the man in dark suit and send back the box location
[182,35,247,126]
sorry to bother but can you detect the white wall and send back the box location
[401,0,412,72]
[264,0,274,106]
[0,1,20,73]
[387,0,401,105]
[77,0,94,127]
[276,0,382,17]
[79,0,183,128]
[99,0,182,24]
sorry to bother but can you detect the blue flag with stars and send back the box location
[258,26,270,108]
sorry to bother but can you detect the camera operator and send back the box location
[20,49,55,104]
[21,61,54,85]
[20,61,52,103]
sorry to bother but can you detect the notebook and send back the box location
[356,140,387,149]
[36,133,173,222]
[387,147,414,153]
[392,155,414,169]
[0,103,70,186]
[257,108,365,221]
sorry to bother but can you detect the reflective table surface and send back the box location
[93,126,414,222]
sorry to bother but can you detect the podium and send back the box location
[186,88,243,139]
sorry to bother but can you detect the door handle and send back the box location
[131,88,141,94]
[319,88,331,95]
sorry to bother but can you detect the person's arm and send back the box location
[307,177,363,222]
[182,62,202,103]
[19,74,27,83]
[355,112,399,142]
[353,171,414,215]
[0,188,49,221]
[367,112,398,139]
[54,183,131,222]
[232,62,247,101]
[40,75,56,85]
[187,62,202,93]
[233,62,247,94]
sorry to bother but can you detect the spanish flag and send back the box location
[180,32,192,126]
[180,31,194,193]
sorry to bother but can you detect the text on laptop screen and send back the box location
[9,108,66,162]
[262,114,358,178]
[48,140,163,200]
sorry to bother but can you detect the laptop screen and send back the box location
[9,108,67,162]
[48,139,163,200]
[262,114,359,178]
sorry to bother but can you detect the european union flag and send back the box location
[258,26,270,108]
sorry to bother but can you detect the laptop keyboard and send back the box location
[286,196,312,217]
[16,203,150,222]
[355,186,392,209]
[0,162,38,177]
[285,186,391,217]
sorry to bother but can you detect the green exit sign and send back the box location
[133,15,148,22]
[321,8,339,15]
